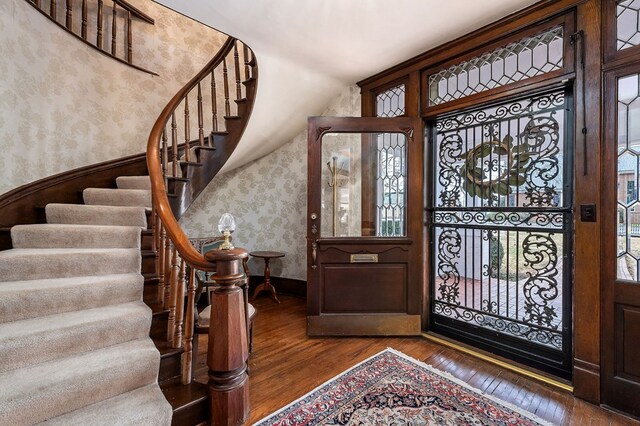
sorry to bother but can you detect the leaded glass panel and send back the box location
[617,73,640,280]
[376,84,405,117]
[428,26,564,106]
[617,0,640,51]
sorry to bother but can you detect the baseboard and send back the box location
[248,276,306,298]
[573,358,600,403]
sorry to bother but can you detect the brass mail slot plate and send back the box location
[350,254,378,263]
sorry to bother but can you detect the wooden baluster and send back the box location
[223,57,231,117]
[182,267,196,384]
[234,40,242,101]
[111,3,117,56]
[127,11,132,63]
[65,0,72,30]
[34,0,41,9]
[184,97,191,162]
[211,69,218,137]
[205,248,250,425]
[97,0,103,49]
[197,83,205,147]
[50,0,57,20]
[151,205,160,303]
[171,112,178,177]
[161,127,168,185]
[243,43,251,81]
[81,0,87,39]
[158,222,166,307]
[167,246,179,344]
[163,230,172,309]
[173,258,186,349]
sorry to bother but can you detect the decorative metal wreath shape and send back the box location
[457,134,531,200]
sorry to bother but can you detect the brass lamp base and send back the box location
[220,230,234,250]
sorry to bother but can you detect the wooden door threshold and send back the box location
[421,332,573,393]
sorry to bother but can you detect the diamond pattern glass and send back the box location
[375,84,405,117]
[428,26,564,106]
[617,0,640,51]
[617,73,640,281]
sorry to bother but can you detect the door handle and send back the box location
[311,241,317,270]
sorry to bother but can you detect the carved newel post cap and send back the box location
[204,247,248,262]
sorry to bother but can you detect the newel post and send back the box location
[204,248,250,425]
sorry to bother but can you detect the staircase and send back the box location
[1,3,258,422]
[0,176,173,424]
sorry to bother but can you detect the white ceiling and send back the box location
[156,0,538,171]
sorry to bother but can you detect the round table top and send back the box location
[250,251,285,259]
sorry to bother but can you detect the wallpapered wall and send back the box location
[0,0,227,194]
[180,85,361,281]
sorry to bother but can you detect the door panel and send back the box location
[603,66,640,415]
[307,117,422,336]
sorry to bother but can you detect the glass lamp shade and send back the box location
[218,213,236,234]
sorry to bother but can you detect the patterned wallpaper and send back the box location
[180,85,361,281]
[0,0,227,194]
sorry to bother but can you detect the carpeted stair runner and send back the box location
[0,176,172,425]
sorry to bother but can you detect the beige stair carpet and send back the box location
[0,176,172,425]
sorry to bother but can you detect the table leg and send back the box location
[251,257,280,303]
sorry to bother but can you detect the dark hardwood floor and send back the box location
[194,295,639,425]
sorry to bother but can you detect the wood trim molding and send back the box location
[0,152,148,250]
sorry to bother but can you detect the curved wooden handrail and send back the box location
[147,37,236,271]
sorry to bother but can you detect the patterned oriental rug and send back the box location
[254,348,551,426]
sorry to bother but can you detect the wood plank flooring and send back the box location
[194,295,639,425]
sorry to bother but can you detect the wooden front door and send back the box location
[602,65,640,417]
[306,116,422,336]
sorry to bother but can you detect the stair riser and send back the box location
[0,341,160,425]
[11,226,141,249]
[116,176,152,190]
[0,250,141,282]
[46,205,147,228]
[0,304,151,373]
[159,351,182,383]
[0,275,143,324]
[83,189,152,208]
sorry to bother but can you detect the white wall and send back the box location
[0,0,227,194]
[179,85,361,281]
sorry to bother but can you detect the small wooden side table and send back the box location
[250,251,285,304]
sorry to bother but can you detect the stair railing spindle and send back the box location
[111,3,117,55]
[65,0,73,30]
[223,57,230,117]
[163,229,172,309]
[97,0,103,49]
[50,0,57,19]
[173,258,186,349]
[34,0,41,9]
[197,82,205,147]
[234,40,242,102]
[182,267,196,384]
[127,11,132,63]
[184,96,191,162]
[243,43,250,81]
[81,0,87,39]
[158,222,167,306]
[161,128,168,186]
[166,246,179,344]
[171,113,178,177]
[211,69,218,135]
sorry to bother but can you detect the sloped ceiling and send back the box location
[155,0,538,171]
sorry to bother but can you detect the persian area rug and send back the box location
[254,348,551,426]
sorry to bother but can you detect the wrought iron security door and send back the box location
[429,89,573,378]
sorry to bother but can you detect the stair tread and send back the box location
[0,302,151,373]
[0,339,160,425]
[161,379,209,412]
[115,176,152,190]
[46,203,148,228]
[83,188,152,208]
[11,223,141,249]
[43,384,171,426]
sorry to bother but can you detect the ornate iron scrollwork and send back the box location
[437,228,461,305]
